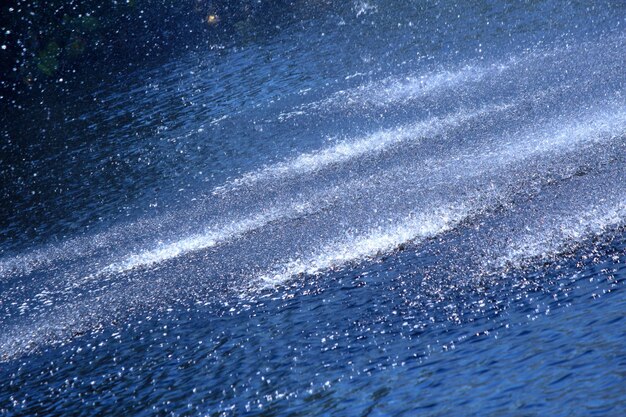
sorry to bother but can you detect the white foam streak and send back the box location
[494,201,626,271]
[218,103,511,193]
[503,107,626,162]
[258,204,472,285]
[278,61,511,120]
[346,67,493,106]
[99,201,319,275]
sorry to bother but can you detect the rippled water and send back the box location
[1,1,625,416]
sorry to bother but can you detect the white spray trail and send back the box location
[492,200,626,272]
[278,60,514,120]
[216,102,513,194]
[257,204,473,286]
[97,199,327,276]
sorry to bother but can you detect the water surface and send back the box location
[0,1,625,416]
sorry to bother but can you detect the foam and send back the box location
[98,200,323,276]
[0,235,108,280]
[277,60,512,120]
[498,107,626,162]
[492,200,626,272]
[216,102,513,194]
[275,34,624,123]
[257,203,475,286]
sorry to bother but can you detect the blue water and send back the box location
[1,1,625,415]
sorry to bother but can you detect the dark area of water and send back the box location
[1,1,625,416]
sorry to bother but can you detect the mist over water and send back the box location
[1,1,625,416]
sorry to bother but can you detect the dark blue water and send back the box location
[1,1,625,415]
